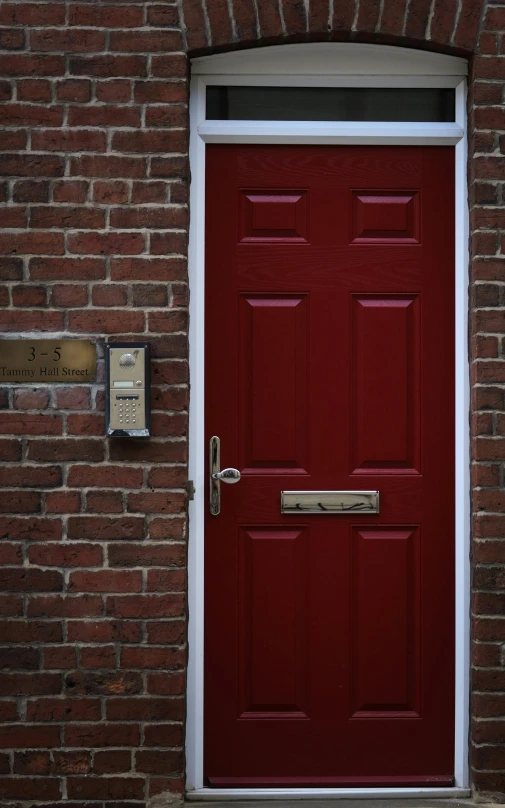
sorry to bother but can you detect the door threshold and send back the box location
[186,788,472,800]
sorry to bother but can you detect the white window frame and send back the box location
[186,43,470,800]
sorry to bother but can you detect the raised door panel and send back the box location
[351,295,420,474]
[239,295,309,473]
[238,527,309,718]
[351,527,420,717]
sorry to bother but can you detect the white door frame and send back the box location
[186,43,470,800]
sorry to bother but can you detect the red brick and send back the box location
[149,517,186,540]
[0,777,61,800]
[31,28,105,52]
[67,620,141,644]
[70,5,143,27]
[0,543,22,566]
[0,131,27,151]
[146,569,185,593]
[51,284,88,308]
[149,310,188,333]
[80,645,116,669]
[150,231,188,255]
[68,309,145,333]
[111,257,186,282]
[181,0,207,49]
[27,439,103,463]
[30,257,105,280]
[11,284,46,306]
[134,82,186,104]
[71,154,147,179]
[56,79,91,102]
[29,543,102,567]
[45,492,79,518]
[32,129,106,153]
[28,594,102,619]
[55,388,90,410]
[67,776,145,800]
[69,570,142,593]
[64,670,142,696]
[0,672,61,696]
[2,103,62,127]
[454,0,484,50]
[0,232,64,256]
[106,696,181,724]
[0,54,64,76]
[135,749,183,773]
[65,723,140,747]
[67,464,143,488]
[113,129,186,154]
[0,28,25,49]
[96,79,132,103]
[67,413,106,436]
[127,491,186,514]
[151,54,187,79]
[144,722,183,747]
[0,725,60,747]
[0,596,23,617]
[146,620,185,643]
[86,490,124,513]
[68,105,141,128]
[52,180,89,203]
[110,30,182,51]
[0,517,61,546]
[146,671,185,696]
[0,567,62,592]
[13,389,50,410]
[0,646,38,669]
[31,205,105,230]
[0,490,41,513]
[0,259,22,281]
[0,310,64,331]
[94,749,132,774]
[52,750,91,774]
[93,180,129,204]
[0,619,61,642]
[43,645,77,670]
[0,3,65,25]
[17,79,51,102]
[149,776,184,797]
[132,284,168,307]
[107,594,184,618]
[92,284,128,307]
[13,750,51,775]
[68,231,145,256]
[0,154,63,178]
[69,54,147,78]
[67,515,144,540]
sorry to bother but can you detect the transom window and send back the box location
[206,86,455,122]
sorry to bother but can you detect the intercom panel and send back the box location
[105,342,150,437]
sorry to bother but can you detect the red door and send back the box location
[204,145,455,786]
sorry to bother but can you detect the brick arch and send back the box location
[181,0,484,56]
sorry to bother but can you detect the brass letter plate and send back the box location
[281,490,379,514]
[0,339,96,383]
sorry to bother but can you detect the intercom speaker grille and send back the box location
[119,353,136,368]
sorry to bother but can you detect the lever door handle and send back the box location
[212,468,241,483]
[209,436,240,516]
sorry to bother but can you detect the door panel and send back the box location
[205,145,455,786]
[351,295,420,472]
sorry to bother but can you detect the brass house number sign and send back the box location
[0,339,96,382]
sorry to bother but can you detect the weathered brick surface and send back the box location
[0,0,502,802]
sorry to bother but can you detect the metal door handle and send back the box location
[212,468,241,483]
[209,436,240,516]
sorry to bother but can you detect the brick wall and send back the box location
[1,0,505,803]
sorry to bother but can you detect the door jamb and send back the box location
[186,43,470,799]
